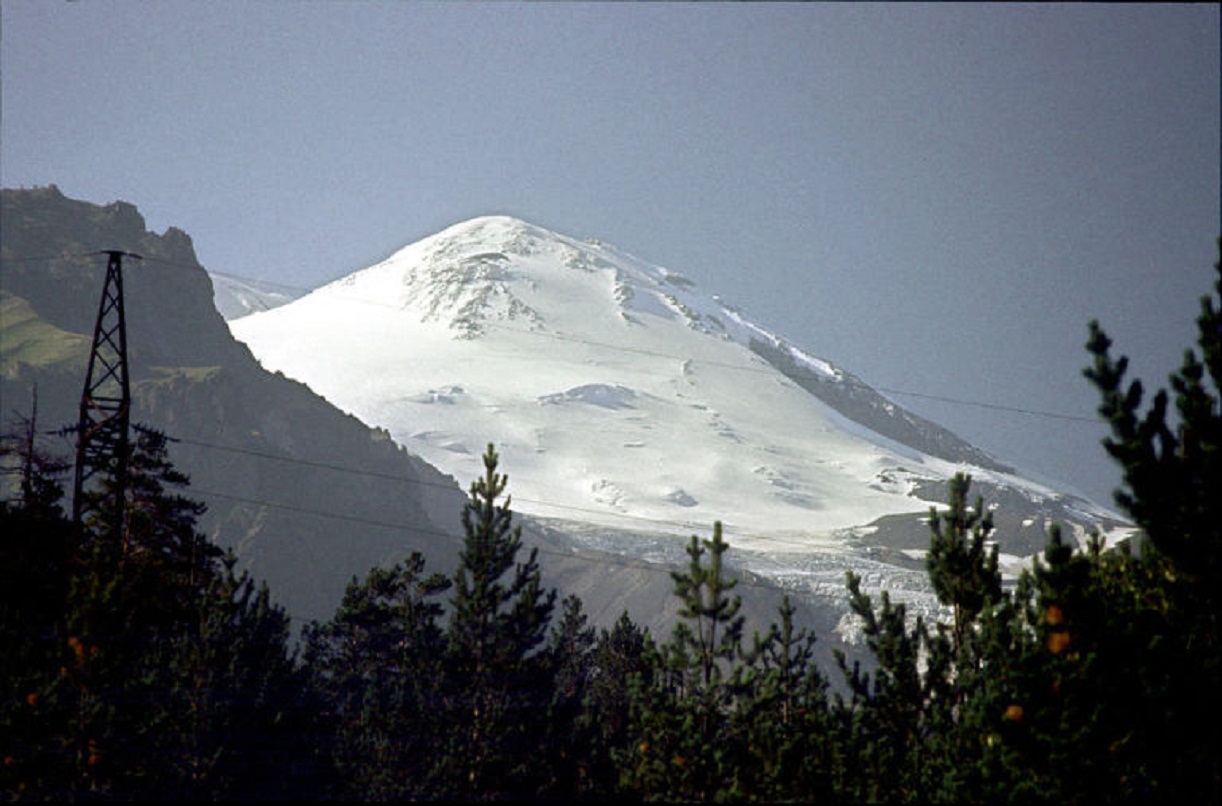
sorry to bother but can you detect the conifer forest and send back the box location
[3,247,1220,802]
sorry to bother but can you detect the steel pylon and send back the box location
[72,250,141,539]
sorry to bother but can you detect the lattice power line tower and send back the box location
[72,250,141,539]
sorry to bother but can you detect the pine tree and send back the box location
[827,479,1033,802]
[0,406,76,800]
[582,610,654,798]
[1,388,70,519]
[832,569,928,802]
[1084,246,1222,598]
[440,442,556,798]
[917,473,1006,798]
[1,394,75,687]
[728,595,833,802]
[917,241,1222,803]
[671,522,744,692]
[540,594,597,797]
[925,473,1001,666]
[1074,239,1222,800]
[2,425,309,800]
[620,522,745,801]
[0,397,73,645]
[303,553,451,799]
[150,553,310,800]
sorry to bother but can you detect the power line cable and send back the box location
[38,427,909,556]
[172,484,862,597]
[0,252,92,264]
[12,447,851,595]
[147,435,881,553]
[143,254,1100,426]
[8,249,1108,549]
[869,388,1099,423]
[6,250,1103,423]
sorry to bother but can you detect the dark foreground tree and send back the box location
[829,241,1222,803]
[302,553,451,799]
[1,426,309,800]
[538,594,598,796]
[437,442,557,799]
[618,522,746,801]
[728,594,833,802]
[1076,238,1221,800]
[579,610,654,799]
[832,566,929,802]
[0,413,76,802]
[617,524,835,803]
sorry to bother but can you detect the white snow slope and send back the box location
[210,272,300,320]
[230,217,1122,564]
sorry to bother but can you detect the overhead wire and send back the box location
[6,248,1103,422]
[72,431,884,555]
[125,253,1102,426]
[0,252,90,264]
[30,436,843,595]
[9,247,1106,558]
[133,483,855,598]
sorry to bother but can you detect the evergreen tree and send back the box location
[0,410,76,801]
[727,595,833,802]
[671,522,744,692]
[149,552,312,800]
[540,594,597,797]
[2,424,308,800]
[832,570,928,803]
[925,473,1001,666]
[958,524,1203,804]
[439,442,557,798]
[1073,239,1222,800]
[1083,246,1222,599]
[581,610,654,799]
[1,388,70,519]
[827,479,1040,802]
[302,553,451,799]
[87,429,223,636]
[0,399,73,648]
[918,473,1006,799]
[620,522,745,801]
[830,243,1222,803]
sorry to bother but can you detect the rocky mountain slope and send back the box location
[0,187,455,625]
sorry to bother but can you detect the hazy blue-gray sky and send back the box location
[3,2,1218,509]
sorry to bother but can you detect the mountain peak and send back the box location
[232,217,1125,563]
[418,215,566,264]
[320,215,637,338]
[436,214,548,239]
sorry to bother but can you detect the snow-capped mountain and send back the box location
[230,217,1127,584]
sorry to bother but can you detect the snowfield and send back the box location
[229,216,1131,593]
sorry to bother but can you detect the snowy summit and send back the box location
[230,216,1118,558]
